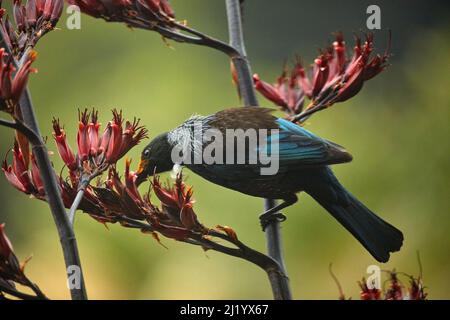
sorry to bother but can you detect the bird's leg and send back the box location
[259,194,298,231]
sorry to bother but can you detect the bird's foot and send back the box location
[259,212,287,231]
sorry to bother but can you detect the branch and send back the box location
[68,169,103,226]
[0,31,88,299]
[0,283,44,300]
[124,15,239,57]
[225,0,292,300]
[110,214,288,291]
[0,118,40,145]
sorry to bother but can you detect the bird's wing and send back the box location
[260,118,353,167]
[200,108,351,175]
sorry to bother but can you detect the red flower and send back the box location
[88,110,100,157]
[1,140,46,196]
[253,68,304,115]
[77,109,91,161]
[385,272,404,300]
[358,278,381,300]
[105,109,123,164]
[55,108,147,174]
[30,154,44,196]
[254,32,390,120]
[408,276,427,300]
[52,118,77,171]
[0,49,36,112]
[0,223,13,259]
[152,173,201,230]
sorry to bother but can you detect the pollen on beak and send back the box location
[136,159,148,175]
[135,159,149,186]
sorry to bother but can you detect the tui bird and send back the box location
[136,107,403,262]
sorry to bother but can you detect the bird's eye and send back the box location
[143,149,150,158]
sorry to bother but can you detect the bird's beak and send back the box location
[135,159,148,186]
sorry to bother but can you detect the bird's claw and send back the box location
[259,212,287,231]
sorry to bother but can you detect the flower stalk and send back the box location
[0,2,87,299]
[225,0,292,300]
[0,223,48,300]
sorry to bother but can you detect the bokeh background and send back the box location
[0,0,449,299]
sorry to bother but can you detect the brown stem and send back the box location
[112,214,287,295]
[21,275,48,300]
[0,284,45,300]
[225,0,292,300]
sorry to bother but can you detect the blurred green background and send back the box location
[0,0,449,299]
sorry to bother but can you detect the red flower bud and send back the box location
[105,109,123,163]
[77,109,91,161]
[52,118,77,171]
[2,157,27,193]
[253,73,287,108]
[88,110,100,157]
[11,50,37,103]
[12,141,33,192]
[30,154,45,196]
[0,223,14,259]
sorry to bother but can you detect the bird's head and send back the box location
[135,132,174,186]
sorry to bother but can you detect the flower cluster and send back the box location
[52,109,148,181]
[358,271,427,300]
[254,33,390,121]
[0,48,36,114]
[0,223,46,299]
[60,160,208,242]
[2,140,44,197]
[3,109,219,245]
[68,0,175,28]
[0,0,64,58]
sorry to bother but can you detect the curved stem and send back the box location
[0,118,41,145]
[22,276,48,300]
[0,284,44,300]
[111,214,287,294]
[225,0,292,300]
[68,179,89,226]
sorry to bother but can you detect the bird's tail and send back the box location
[305,171,403,262]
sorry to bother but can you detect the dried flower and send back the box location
[1,1,63,58]
[68,0,175,27]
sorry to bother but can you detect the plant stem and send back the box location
[0,284,44,300]
[2,41,88,299]
[68,179,89,226]
[225,0,292,300]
